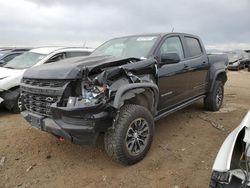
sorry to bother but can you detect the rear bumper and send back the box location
[21,104,113,145]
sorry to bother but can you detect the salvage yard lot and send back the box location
[0,71,250,188]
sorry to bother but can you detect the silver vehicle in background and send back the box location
[0,47,93,112]
[226,51,245,70]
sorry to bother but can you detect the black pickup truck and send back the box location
[20,33,228,165]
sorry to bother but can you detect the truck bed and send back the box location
[208,53,229,67]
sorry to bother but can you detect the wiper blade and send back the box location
[4,66,15,69]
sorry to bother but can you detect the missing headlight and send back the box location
[81,83,108,104]
[65,82,108,108]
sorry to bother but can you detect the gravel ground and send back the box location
[0,70,250,188]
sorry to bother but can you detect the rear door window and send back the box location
[66,51,91,58]
[185,37,203,57]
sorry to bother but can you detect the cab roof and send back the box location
[30,47,94,55]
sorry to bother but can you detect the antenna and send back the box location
[83,41,86,47]
[171,27,175,32]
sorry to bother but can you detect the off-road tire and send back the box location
[104,104,154,165]
[204,80,224,111]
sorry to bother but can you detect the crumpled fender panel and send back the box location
[87,58,158,112]
[212,110,250,172]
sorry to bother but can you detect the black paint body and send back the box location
[21,33,228,144]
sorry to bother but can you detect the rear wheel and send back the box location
[204,80,224,111]
[104,104,154,165]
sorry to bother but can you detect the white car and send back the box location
[210,110,250,187]
[0,47,93,112]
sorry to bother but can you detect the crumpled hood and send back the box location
[0,67,25,79]
[23,55,141,80]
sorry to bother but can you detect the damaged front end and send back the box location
[210,111,250,188]
[21,56,157,145]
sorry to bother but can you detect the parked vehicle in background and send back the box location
[242,52,250,68]
[236,50,250,69]
[210,110,250,188]
[0,47,93,112]
[21,33,228,165]
[0,48,30,66]
[242,51,250,68]
[246,50,250,69]
[206,49,225,55]
[226,51,244,70]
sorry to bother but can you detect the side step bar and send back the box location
[154,95,206,121]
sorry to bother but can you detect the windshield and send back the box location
[91,35,159,59]
[4,51,46,69]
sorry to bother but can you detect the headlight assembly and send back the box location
[81,83,108,104]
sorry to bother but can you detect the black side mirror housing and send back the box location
[160,53,181,65]
[0,60,5,66]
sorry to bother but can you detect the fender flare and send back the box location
[112,82,159,111]
[209,69,227,92]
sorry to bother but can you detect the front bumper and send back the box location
[228,64,240,70]
[0,97,3,104]
[21,104,113,145]
[0,90,4,104]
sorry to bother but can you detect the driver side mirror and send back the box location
[160,53,180,65]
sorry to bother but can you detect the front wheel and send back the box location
[12,95,22,113]
[204,80,224,111]
[104,104,154,165]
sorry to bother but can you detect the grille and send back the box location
[22,78,67,88]
[21,79,68,117]
[22,92,58,117]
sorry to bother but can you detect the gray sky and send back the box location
[0,0,249,50]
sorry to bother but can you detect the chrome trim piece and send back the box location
[161,91,173,97]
